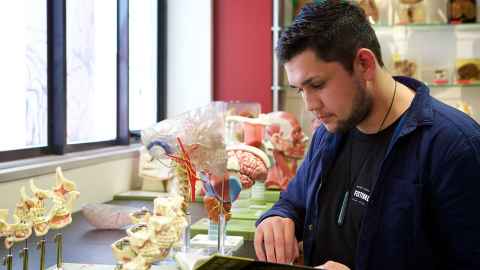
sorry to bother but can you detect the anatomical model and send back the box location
[202,112,270,223]
[112,195,187,270]
[48,167,80,229]
[29,179,53,236]
[0,167,79,249]
[397,0,426,24]
[227,144,270,190]
[265,111,308,190]
[357,0,379,23]
[0,167,79,270]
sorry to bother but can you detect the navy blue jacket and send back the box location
[257,77,480,269]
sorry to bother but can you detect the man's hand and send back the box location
[254,216,299,264]
[315,261,350,270]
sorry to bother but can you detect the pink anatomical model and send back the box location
[226,144,270,189]
[201,144,270,223]
[265,111,308,190]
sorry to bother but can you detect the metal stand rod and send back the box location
[20,240,29,270]
[272,0,284,111]
[2,247,13,270]
[182,210,191,252]
[218,173,226,255]
[54,233,63,270]
[217,213,226,255]
[37,238,46,270]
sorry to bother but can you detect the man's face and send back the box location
[285,49,372,133]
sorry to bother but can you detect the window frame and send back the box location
[0,0,166,163]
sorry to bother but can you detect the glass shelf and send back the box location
[272,83,480,92]
[428,83,480,89]
[373,23,480,32]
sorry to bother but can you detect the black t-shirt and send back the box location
[312,121,398,268]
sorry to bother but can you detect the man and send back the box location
[254,1,480,270]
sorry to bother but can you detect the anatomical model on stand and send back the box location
[264,111,308,191]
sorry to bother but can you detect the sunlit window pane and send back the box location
[0,0,47,151]
[66,0,117,144]
[129,0,158,131]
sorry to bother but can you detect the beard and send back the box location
[335,78,373,133]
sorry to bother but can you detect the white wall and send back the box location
[167,0,213,117]
[0,156,138,212]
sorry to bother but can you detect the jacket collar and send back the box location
[393,76,433,137]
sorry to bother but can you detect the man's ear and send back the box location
[353,48,377,81]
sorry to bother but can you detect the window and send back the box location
[0,0,166,162]
[66,0,118,144]
[0,0,48,152]
[129,0,158,132]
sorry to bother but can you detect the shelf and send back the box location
[373,23,480,32]
[428,83,480,89]
[271,83,480,92]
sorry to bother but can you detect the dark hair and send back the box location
[277,1,384,72]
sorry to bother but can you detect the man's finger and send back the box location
[290,237,299,263]
[283,219,295,263]
[273,220,286,263]
[318,261,350,270]
[254,228,266,261]
[263,225,276,262]
[294,239,300,260]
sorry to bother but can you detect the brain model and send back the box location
[201,144,270,223]
[226,144,270,189]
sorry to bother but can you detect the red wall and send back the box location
[213,0,273,112]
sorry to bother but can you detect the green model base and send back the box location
[112,189,281,203]
[264,189,281,202]
[231,208,264,220]
[231,208,263,220]
[230,202,273,220]
[195,189,281,204]
[190,218,257,241]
